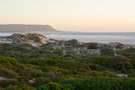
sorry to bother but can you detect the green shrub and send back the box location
[35,77,51,87]
[17,76,29,83]
[0,68,19,78]
[37,82,74,90]
[4,84,36,90]
[0,79,18,88]
[87,43,97,49]
[113,55,133,72]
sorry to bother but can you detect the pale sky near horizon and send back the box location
[0,0,135,32]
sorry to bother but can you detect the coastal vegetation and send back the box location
[0,34,135,89]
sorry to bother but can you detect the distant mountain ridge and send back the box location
[0,24,58,32]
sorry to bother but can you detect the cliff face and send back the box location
[0,24,58,32]
[0,33,48,47]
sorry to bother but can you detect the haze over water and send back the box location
[1,32,135,45]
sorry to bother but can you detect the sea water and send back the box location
[44,32,135,44]
[0,32,135,44]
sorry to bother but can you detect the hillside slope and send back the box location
[0,24,58,32]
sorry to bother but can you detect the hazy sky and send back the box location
[0,0,135,32]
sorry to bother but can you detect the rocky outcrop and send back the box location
[0,33,48,47]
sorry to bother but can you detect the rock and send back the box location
[117,73,128,77]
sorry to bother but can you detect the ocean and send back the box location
[0,32,135,45]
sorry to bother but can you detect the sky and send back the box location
[0,0,135,32]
